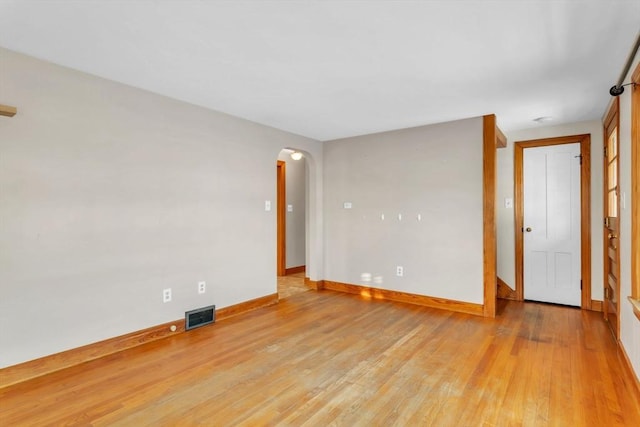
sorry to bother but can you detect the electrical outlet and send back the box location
[396,266,404,277]
[198,281,206,294]
[163,288,172,303]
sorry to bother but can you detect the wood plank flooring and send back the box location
[2,291,639,426]
[277,272,309,299]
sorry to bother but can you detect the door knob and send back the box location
[525,227,532,232]
[608,233,617,239]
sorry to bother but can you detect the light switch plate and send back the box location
[287,204,293,212]
[265,200,271,211]
[505,198,513,209]
[343,202,352,209]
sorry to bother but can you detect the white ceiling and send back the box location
[0,1,638,141]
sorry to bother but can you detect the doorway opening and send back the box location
[514,134,592,309]
[276,149,309,299]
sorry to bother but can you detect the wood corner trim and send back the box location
[322,280,483,316]
[497,277,517,300]
[304,277,325,291]
[285,265,306,275]
[496,125,507,148]
[483,114,498,318]
[628,297,640,321]
[590,299,603,312]
[0,104,17,117]
[276,160,286,276]
[0,293,279,389]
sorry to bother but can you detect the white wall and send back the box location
[277,152,306,269]
[617,50,640,378]
[0,48,323,368]
[497,120,603,302]
[323,117,484,304]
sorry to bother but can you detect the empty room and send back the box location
[1,1,640,425]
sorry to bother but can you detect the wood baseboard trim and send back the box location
[618,340,640,399]
[590,299,603,312]
[216,293,279,321]
[304,277,325,291]
[322,280,483,316]
[285,265,306,275]
[497,276,517,300]
[0,293,279,389]
[0,319,186,389]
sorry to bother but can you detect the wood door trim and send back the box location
[514,134,591,309]
[631,62,640,316]
[483,115,498,318]
[277,160,286,276]
[603,99,620,337]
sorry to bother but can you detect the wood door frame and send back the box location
[514,134,592,309]
[277,160,286,276]
[631,63,640,319]
[603,98,620,336]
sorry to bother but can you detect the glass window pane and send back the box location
[608,190,618,217]
[608,131,617,161]
[608,161,617,190]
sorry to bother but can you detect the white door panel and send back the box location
[524,143,581,306]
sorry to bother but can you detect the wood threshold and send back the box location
[284,265,305,275]
[514,134,591,309]
[0,293,278,389]
[322,280,483,316]
[0,104,17,117]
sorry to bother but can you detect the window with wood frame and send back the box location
[631,62,640,319]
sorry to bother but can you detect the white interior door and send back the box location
[523,143,581,306]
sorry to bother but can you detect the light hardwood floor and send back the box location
[277,272,309,299]
[2,291,639,426]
